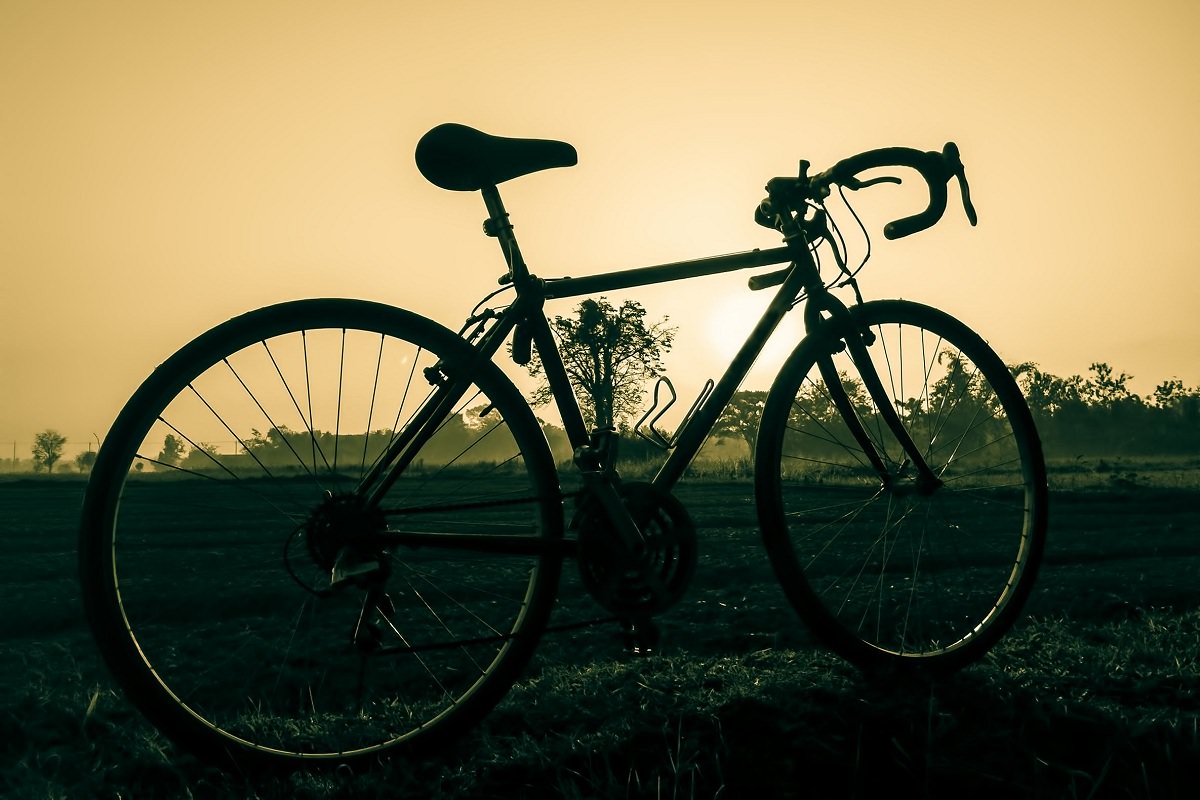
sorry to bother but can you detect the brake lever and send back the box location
[942,142,978,226]
[843,174,903,191]
[957,171,978,226]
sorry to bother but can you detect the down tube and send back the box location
[652,264,808,491]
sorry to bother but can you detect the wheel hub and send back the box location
[304,492,386,573]
[885,461,944,498]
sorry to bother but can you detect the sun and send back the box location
[703,288,805,387]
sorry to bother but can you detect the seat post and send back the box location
[480,185,529,285]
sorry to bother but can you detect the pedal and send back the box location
[621,618,660,656]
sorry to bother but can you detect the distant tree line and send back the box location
[9,292,1196,480]
[1012,362,1199,457]
[0,429,99,473]
[146,409,566,476]
[706,362,1200,462]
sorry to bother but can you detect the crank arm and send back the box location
[577,473,647,550]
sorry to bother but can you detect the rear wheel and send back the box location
[79,299,563,768]
[756,300,1046,671]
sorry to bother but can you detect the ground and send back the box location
[2,461,1199,798]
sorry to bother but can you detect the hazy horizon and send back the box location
[3,1,1197,459]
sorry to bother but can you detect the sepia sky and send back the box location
[1,0,1197,456]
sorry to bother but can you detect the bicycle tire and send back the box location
[755,299,1047,672]
[79,298,564,769]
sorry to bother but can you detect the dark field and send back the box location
[3,471,1200,798]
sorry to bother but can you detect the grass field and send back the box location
[2,461,1199,799]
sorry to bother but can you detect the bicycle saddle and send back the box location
[415,123,577,191]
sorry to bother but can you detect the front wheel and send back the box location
[79,299,564,769]
[755,300,1047,672]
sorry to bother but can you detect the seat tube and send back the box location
[480,185,530,284]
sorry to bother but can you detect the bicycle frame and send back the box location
[544,253,803,488]
[361,182,938,525]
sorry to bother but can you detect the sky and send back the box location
[2,0,1198,459]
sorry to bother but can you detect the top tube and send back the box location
[542,247,793,300]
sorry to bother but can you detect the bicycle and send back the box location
[79,122,1047,769]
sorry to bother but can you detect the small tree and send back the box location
[1080,362,1136,408]
[1012,362,1084,418]
[713,390,768,457]
[74,450,97,473]
[524,298,676,431]
[156,434,186,466]
[32,429,67,473]
[1150,377,1198,409]
[180,442,222,471]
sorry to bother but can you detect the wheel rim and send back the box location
[765,302,1043,663]
[87,302,559,759]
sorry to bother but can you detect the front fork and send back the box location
[806,295,942,494]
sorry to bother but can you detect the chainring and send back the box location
[574,481,698,617]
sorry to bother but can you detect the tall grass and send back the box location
[5,469,1199,797]
[5,608,1200,798]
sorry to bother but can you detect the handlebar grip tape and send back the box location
[882,177,948,240]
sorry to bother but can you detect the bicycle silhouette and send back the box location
[80,123,1047,769]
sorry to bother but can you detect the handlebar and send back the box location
[758,141,978,241]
